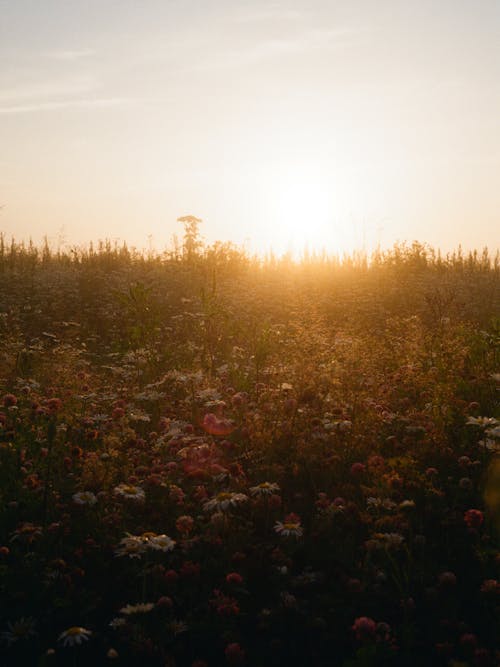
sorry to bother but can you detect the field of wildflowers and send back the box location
[0,235,499,666]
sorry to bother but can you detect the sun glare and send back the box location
[262,167,356,258]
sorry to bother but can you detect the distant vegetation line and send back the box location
[0,228,498,368]
[0,231,499,271]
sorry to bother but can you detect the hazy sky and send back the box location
[1,0,499,255]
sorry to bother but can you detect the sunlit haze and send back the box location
[1,0,499,256]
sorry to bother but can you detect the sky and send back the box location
[0,0,499,256]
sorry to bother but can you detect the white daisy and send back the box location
[58,626,92,647]
[119,602,155,615]
[72,491,98,506]
[114,535,147,558]
[203,492,248,512]
[114,484,146,502]
[148,534,176,552]
[466,416,498,428]
[249,482,280,496]
[274,520,303,538]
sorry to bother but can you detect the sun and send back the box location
[272,183,333,255]
[261,166,344,258]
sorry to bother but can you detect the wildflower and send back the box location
[376,621,392,642]
[119,602,155,615]
[368,455,385,470]
[281,591,298,609]
[460,633,477,649]
[47,397,62,413]
[274,515,303,538]
[169,484,185,504]
[480,579,499,594]
[438,571,457,587]
[225,642,245,665]
[202,412,234,436]
[10,522,43,544]
[367,497,383,510]
[114,483,146,502]
[128,409,151,422]
[180,560,201,577]
[478,438,500,452]
[330,497,346,513]
[156,596,173,608]
[381,532,404,548]
[167,620,188,636]
[176,515,195,535]
[466,416,498,428]
[210,589,239,615]
[203,492,248,512]
[249,481,280,496]
[350,462,366,476]
[164,569,179,584]
[464,508,484,530]
[112,407,125,420]
[109,617,126,629]
[72,491,98,506]
[148,534,176,552]
[58,626,92,647]
[1,617,37,645]
[399,499,416,510]
[486,425,500,439]
[369,533,405,549]
[315,492,330,510]
[114,535,147,558]
[352,616,377,642]
[3,393,17,407]
[226,572,243,585]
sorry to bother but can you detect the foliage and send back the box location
[0,235,499,666]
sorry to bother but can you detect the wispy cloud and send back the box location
[191,26,369,72]
[0,97,130,115]
[229,6,304,24]
[0,77,97,103]
[47,48,96,61]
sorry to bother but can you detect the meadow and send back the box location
[0,233,499,666]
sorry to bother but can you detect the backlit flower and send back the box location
[466,416,498,428]
[352,616,377,642]
[249,481,280,496]
[58,626,92,647]
[203,492,248,512]
[148,534,176,552]
[72,491,98,506]
[274,517,303,538]
[119,602,155,615]
[10,522,43,544]
[464,508,484,529]
[114,535,147,558]
[114,484,146,502]
[1,617,37,646]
